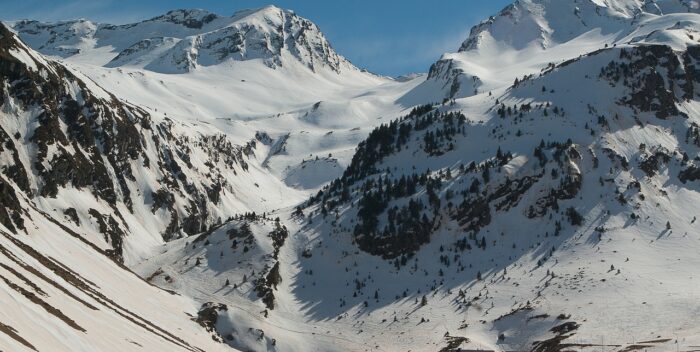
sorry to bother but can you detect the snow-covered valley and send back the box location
[2,1,700,351]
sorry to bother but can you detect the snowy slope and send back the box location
[5,1,700,352]
[0,203,233,352]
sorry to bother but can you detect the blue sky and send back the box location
[0,0,512,76]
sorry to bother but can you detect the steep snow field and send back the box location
[0,204,232,352]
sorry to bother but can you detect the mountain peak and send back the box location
[120,5,349,73]
[149,5,347,73]
[11,6,354,74]
[458,0,700,52]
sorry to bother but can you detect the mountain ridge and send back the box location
[10,5,356,74]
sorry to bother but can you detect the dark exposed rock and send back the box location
[0,176,25,233]
[88,209,126,263]
[206,182,223,204]
[255,262,281,310]
[0,127,30,193]
[152,188,176,213]
[196,302,228,342]
[64,208,80,225]
[438,335,469,352]
[182,197,210,236]
[531,321,581,352]
[161,210,180,242]
[639,149,671,177]
[679,165,700,183]
[0,322,37,351]
[148,9,219,29]
[0,273,85,332]
[550,321,580,335]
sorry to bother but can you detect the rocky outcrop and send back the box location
[148,9,219,29]
[195,302,228,342]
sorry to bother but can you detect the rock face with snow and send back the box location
[11,18,98,57]
[13,6,351,73]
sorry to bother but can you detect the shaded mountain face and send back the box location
[301,40,700,352]
[12,6,349,73]
[291,1,700,350]
[314,42,700,258]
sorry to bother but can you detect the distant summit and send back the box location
[11,6,355,74]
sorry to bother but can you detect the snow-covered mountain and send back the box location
[459,0,700,52]
[3,1,700,351]
[412,0,700,102]
[12,6,353,73]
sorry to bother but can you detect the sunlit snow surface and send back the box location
[4,1,700,351]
